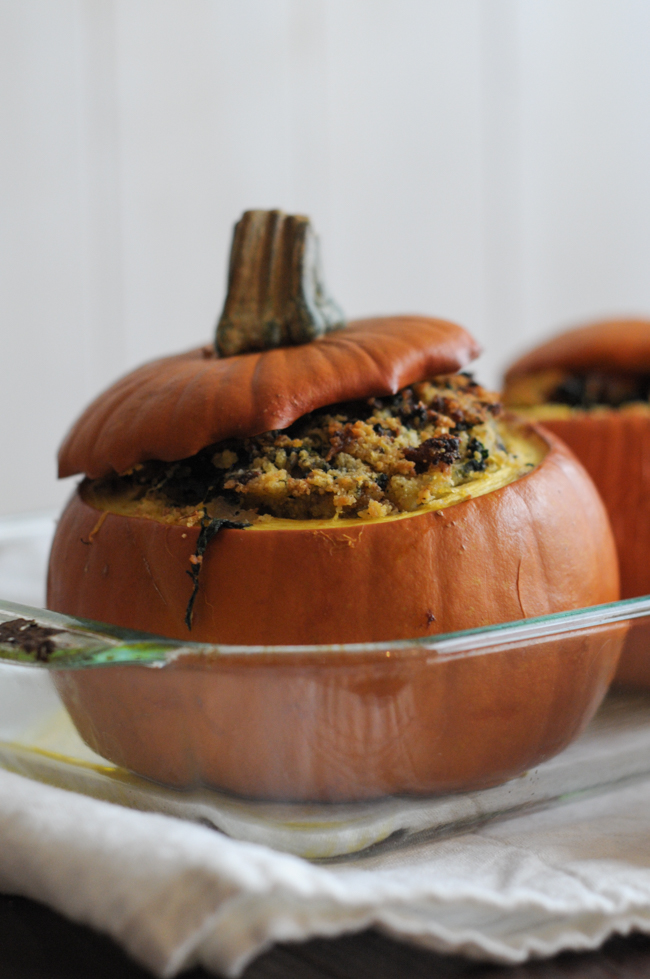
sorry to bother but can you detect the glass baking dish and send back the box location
[0,595,649,859]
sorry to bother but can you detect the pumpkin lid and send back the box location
[59,211,480,480]
[505,318,650,381]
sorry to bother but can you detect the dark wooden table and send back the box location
[2,893,649,979]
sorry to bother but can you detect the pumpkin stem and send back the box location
[216,210,345,357]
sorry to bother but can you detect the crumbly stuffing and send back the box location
[504,369,650,410]
[90,373,516,522]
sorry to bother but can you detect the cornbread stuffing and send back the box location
[84,374,535,525]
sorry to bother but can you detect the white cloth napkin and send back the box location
[2,766,650,978]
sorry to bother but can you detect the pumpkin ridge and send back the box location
[103,364,199,469]
[165,361,224,449]
[328,329,402,392]
[59,371,145,478]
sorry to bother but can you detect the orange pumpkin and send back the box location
[46,212,622,800]
[504,317,650,686]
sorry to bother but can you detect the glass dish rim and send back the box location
[0,594,648,670]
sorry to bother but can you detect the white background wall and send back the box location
[3,0,650,516]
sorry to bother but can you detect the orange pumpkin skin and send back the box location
[505,318,650,687]
[48,425,618,646]
[47,425,622,800]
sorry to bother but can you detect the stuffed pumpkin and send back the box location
[504,317,650,687]
[45,213,622,801]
